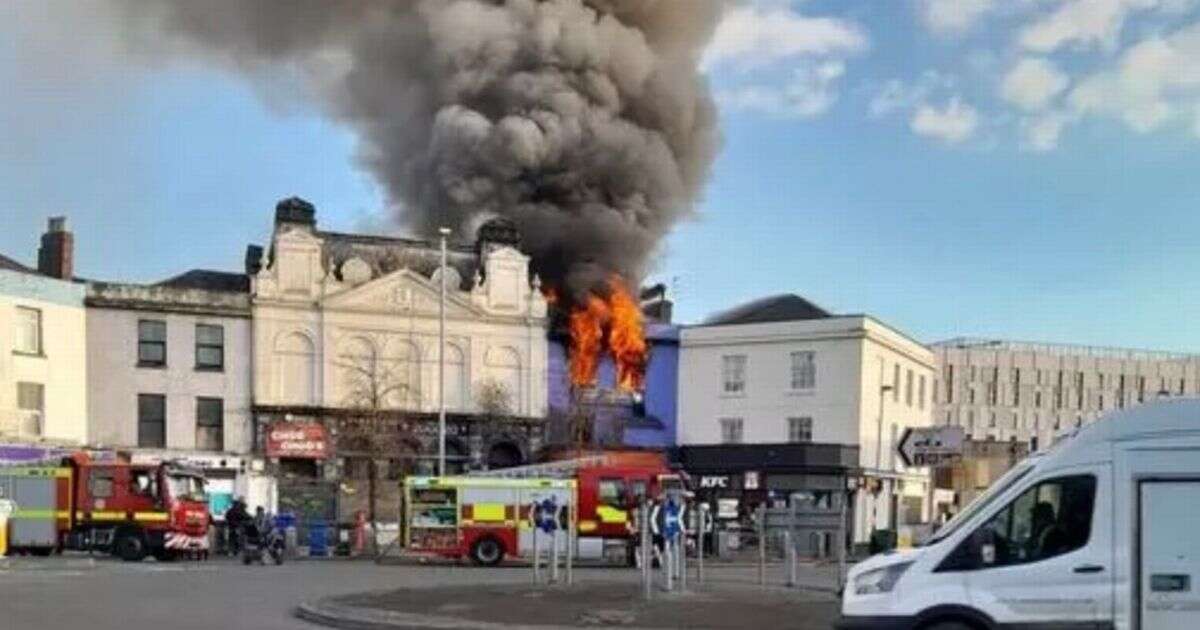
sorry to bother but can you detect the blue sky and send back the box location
[4,0,1200,351]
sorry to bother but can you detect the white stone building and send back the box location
[932,337,1200,451]
[676,295,936,544]
[249,198,549,522]
[0,219,88,446]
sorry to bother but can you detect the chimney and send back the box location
[38,216,73,280]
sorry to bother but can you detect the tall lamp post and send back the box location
[438,227,450,477]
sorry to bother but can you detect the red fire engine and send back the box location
[403,452,685,565]
[0,453,211,561]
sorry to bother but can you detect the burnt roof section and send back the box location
[703,293,832,326]
[156,269,250,293]
[317,229,480,292]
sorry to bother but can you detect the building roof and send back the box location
[702,293,831,326]
[315,229,481,292]
[156,269,250,293]
[0,253,34,274]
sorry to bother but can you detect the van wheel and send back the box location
[115,533,147,562]
[470,537,505,566]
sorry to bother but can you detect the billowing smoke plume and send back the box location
[110,0,725,301]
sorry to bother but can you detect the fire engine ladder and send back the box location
[467,455,611,479]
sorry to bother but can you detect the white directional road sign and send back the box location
[898,426,966,468]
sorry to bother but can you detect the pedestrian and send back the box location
[225,498,249,556]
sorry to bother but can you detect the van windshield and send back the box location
[923,461,1035,546]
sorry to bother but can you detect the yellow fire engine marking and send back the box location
[134,512,170,522]
[89,511,127,521]
[472,503,506,522]
[596,505,627,524]
[578,520,598,533]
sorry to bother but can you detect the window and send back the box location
[1030,436,1039,452]
[137,394,166,448]
[893,364,901,401]
[790,351,815,390]
[195,324,224,370]
[967,411,975,429]
[720,418,743,444]
[963,475,1096,569]
[722,355,746,394]
[195,397,223,451]
[1035,391,1042,408]
[1012,368,1021,406]
[130,470,158,498]
[138,320,167,367]
[88,473,114,499]
[598,479,626,508]
[918,375,926,409]
[946,365,954,403]
[969,387,976,404]
[905,369,914,406]
[14,306,42,355]
[1076,372,1085,409]
[1180,378,1186,396]
[1138,376,1146,403]
[1098,395,1104,411]
[17,382,44,412]
[16,382,44,436]
[988,412,997,428]
[788,417,813,443]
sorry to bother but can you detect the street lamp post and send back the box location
[438,227,450,477]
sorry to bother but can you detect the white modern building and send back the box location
[0,218,88,446]
[249,198,549,522]
[932,337,1200,451]
[676,295,937,544]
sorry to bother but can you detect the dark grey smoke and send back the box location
[109,0,725,301]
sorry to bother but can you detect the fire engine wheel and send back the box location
[114,532,148,562]
[469,537,505,566]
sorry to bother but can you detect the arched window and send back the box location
[275,332,316,405]
[486,441,524,470]
[381,339,421,409]
[338,336,377,407]
[443,343,466,411]
[484,346,521,415]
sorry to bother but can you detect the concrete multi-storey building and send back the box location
[932,338,1200,452]
[676,294,937,545]
[0,219,88,449]
[85,269,256,508]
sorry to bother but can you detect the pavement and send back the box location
[0,554,842,630]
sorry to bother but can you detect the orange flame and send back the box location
[560,275,649,393]
[568,294,608,387]
[607,278,648,392]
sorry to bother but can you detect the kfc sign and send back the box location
[698,475,730,489]
[266,423,329,459]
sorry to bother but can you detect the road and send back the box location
[0,555,840,629]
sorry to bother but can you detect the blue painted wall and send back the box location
[547,322,680,449]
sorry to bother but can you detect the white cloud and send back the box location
[717,60,847,119]
[1018,0,1159,52]
[1067,23,1200,134]
[1020,111,1073,151]
[1001,57,1070,111]
[910,97,981,144]
[704,5,868,69]
[919,0,996,35]
[868,71,955,118]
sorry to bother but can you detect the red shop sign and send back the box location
[266,423,329,459]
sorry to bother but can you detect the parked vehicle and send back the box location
[837,399,1200,630]
[468,453,687,564]
[404,476,576,566]
[0,453,211,561]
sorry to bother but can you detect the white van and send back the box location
[838,399,1200,630]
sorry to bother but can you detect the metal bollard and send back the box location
[697,504,707,584]
[664,537,674,592]
[680,534,688,591]
[532,526,541,584]
[640,501,652,600]
[757,503,767,587]
[785,530,797,587]
[550,529,560,584]
[566,513,574,586]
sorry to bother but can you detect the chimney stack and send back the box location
[38,216,74,280]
